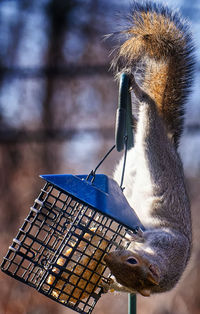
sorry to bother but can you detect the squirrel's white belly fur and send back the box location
[114,146,158,227]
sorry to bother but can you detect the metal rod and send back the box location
[120,135,128,190]
[93,144,116,174]
[128,294,136,314]
[86,144,116,182]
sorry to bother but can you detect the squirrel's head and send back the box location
[104,249,160,296]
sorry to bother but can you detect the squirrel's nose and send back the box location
[103,253,109,263]
[103,252,114,265]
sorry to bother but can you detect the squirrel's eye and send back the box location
[126,257,138,265]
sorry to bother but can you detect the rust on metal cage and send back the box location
[1,174,143,314]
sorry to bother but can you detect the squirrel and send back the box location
[102,1,194,297]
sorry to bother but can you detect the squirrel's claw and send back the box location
[125,228,144,243]
[100,278,114,294]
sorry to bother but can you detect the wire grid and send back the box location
[1,181,132,314]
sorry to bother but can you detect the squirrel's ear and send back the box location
[138,288,151,297]
[147,264,160,285]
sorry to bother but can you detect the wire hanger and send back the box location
[87,72,134,190]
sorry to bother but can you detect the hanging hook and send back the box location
[86,144,116,183]
[86,72,134,186]
[115,72,134,152]
[115,72,134,190]
[120,135,128,191]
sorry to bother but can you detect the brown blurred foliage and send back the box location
[0,1,200,314]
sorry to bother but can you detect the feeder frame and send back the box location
[1,174,142,314]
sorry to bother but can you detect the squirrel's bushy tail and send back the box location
[112,1,194,146]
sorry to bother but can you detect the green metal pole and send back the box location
[116,73,136,314]
[128,294,136,314]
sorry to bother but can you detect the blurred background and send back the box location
[0,0,200,313]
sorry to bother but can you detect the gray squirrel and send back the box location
[103,1,194,296]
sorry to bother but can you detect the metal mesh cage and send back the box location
[1,180,134,314]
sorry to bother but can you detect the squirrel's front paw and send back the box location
[100,278,115,294]
[126,227,144,243]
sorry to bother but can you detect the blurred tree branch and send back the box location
[0,64,111,78]
[0,125,200,144]
[0,127,114,143]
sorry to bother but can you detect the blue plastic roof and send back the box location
[40,174,144,232]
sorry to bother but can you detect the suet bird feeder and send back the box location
[1,73,143,314]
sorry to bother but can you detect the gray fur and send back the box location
[111,80,192,294]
